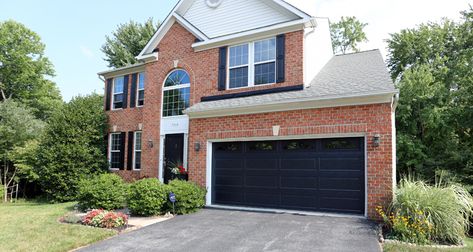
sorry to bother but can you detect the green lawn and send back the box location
[0,201,116,252]
[384,237,473,252]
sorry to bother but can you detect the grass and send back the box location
[0,201,116,252]
[384,237,473,252]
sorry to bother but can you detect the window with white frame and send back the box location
[133,131,142,170]
[112,76,125,109]
[109,133,122,169]
[228,37,276,89]
[137,72,145,107]
[162,69,191,117]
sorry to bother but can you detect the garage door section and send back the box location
[212,138,365,215]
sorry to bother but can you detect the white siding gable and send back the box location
[181,0,300,39]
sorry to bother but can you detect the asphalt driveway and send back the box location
[79,209,381,252]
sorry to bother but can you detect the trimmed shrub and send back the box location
[128,178,167,216]
[380,177,473,245]
[77,173,128,210]
[82,209,128,228]
[167,180,206,214]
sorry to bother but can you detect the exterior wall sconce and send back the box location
[148,140,154,148]
[195,142,201,152]
[373,134,381,147]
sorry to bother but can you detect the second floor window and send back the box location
[228,37,276,89]
[162,69,190,117]
[112,76,124,109]
[137,72,145,107]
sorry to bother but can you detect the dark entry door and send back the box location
[212,137,365,215]
[164,134,184,184]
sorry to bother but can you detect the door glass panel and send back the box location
[322,138,360,150]
[247,142,276,151]
[282,140,314,151]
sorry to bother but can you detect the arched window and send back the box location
[162,69,191,117]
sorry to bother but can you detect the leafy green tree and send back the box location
[0,100,45,201]
[0,20,63,120]
[36,94,109,202]
[102,18,160,68]
[330,16,368,54]
[388,7,473,186]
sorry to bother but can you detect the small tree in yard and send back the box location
[36,94,109,202]
[0,100,44,202]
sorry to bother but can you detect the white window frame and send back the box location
[227,37,277,90]
[111,76,125,110]
[133,131,142,170]
[162,69,191,118]
[136,72,145,108]
[108,133,121,170]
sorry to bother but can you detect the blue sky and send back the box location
[1,0,470,101]
[0,0,178,101]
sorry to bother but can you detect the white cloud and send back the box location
[79,45,95,59]
[286,0,471,58]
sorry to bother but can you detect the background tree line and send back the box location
[331,8,473,190]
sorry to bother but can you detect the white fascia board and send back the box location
[186,92,397,119]
[272,0,313,19]
[192,18,311,52]
[97,63,146,79]
[173,13,208,41]
[135,52,159,62]
[137,0,185,58]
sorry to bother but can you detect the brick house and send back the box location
[98,0,398,219]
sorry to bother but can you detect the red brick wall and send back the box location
[106,22,304,181]
[187,103,394,219]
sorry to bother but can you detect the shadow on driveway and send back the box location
[79,208,381,252]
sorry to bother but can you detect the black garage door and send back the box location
[212,138,365,215]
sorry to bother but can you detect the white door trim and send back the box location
[205,133,369,218]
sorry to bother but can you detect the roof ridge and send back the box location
[334,49,380,57]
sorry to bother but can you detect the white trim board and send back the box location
[204,134,369,218]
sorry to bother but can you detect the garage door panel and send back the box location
[281,177,318,189]
[212,138,365,215]
[320,197,364,214]
[214,175,243,186]
[319,158,364,171]
[319,177,363,190]
[280,159,316,170]
[245,159,278,170]
[214,159,244,170]
[245,175,278,188]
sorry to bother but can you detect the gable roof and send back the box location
[137,0,313,59]
[185,50,398,118]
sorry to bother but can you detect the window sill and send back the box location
[227,82,276,91]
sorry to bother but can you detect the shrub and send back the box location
[381,177,473,245]
[0,186,4,202]
[77,173,128,210]
[127,178,167,216]
[377,206,431,244]
[166,180,206,214]
[82,209,128,229]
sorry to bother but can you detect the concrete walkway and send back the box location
[79,209,381,252]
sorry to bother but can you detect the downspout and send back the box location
[303,18,317,88]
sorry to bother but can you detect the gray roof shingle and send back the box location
[186,49,397,114]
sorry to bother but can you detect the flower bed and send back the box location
[82,209,128,229]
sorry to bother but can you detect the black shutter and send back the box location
[105,79,112,111]
[276,34,286,83]
[218,46,227,91]
[127,132,134,170]
[123,75,129,109]
[130,74,137,108]
[119,132,126,170]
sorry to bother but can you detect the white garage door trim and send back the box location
[205,132,368,218]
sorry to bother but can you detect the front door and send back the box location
[164,134,184,184]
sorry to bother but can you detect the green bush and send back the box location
[166,180,206,214]
[127,179,167,216]
[384,177,473,245]
[77,173,128,210]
